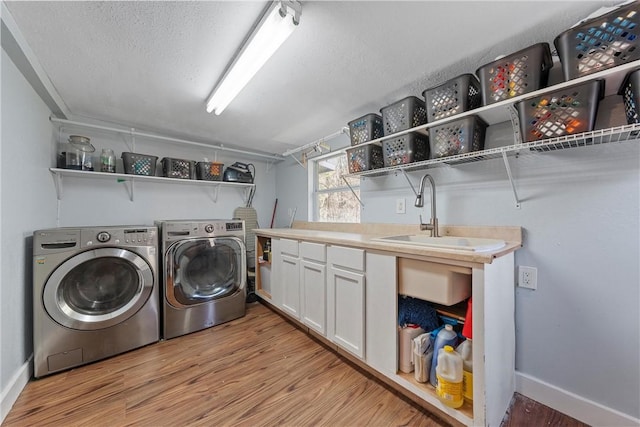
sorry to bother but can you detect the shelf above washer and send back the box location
[49,168,255,203]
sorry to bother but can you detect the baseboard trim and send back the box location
[1,355,32,424]
[516,371,640,427]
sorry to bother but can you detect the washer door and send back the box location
[43,248,154,330]
[165,237,246,308]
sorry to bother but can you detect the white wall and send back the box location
[274,105,640,424]
[0,46,278,422]
[1,48,58,419]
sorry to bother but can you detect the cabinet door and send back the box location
[300,259,326,335]
[281,254,301,319]
[365,252,397,375]
[328,265,365,359]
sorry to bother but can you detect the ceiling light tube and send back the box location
[206,1,301,115]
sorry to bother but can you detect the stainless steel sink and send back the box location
[372,234,506,252]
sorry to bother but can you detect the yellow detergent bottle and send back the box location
[457,338,473,402]
[436,345,464,408]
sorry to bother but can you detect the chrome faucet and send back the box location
[414,174,439,237]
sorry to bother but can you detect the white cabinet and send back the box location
[365,252,397,375]
[268,238,283,308]
[279,239,301,319]
[327,245,366,359]
[300,242,327,335]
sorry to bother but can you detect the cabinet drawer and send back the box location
[328,246,364,271]
[280,238,299,256]
[300,241,326,262]
[398,258,471,306]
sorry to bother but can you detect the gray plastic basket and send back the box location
[122,152,158,176]
[196,161,224,181]
[429,115,488,158]
[619,68,640,124]
[382,132,429,167]
[476,43,553,106]
[346,144,384,173]
[555,2,640,81]
[515,80,604,142]
[348,113,384,145]
[162,157,196,179]
[423,74,482,122]
[380,96,427,135]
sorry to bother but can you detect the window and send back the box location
[310,152,360,222]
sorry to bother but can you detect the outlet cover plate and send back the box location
[396,198,406,214]
[518,266,537,290]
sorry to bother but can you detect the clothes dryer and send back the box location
[33,226,159,378]
[157,220,246,339]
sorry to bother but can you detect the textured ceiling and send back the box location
[4,1,615,156]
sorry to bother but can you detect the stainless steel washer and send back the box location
[157,220,246,339]
[33,226,159,378]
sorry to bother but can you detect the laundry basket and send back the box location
[348,113,384,145]
[619,68,640,124]
[515,79,604,142]
[476,43,553,106]
[346,144,384,173]
[429,115,488,158]
[196,161,224,181]
[555,2,640,81]
[380,96,428,135]
[162,157,196,179]
[122,152,158,176]
[422,74,482,122]
[382,132,429,167]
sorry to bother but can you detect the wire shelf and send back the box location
[345,124,640,178]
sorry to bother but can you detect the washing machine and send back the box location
[157,220,246,339]
[32,226,159,378]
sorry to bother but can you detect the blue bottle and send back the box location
[429,324,458,387]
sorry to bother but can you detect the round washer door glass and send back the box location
[43,248,154,330]
[167,237,245,307]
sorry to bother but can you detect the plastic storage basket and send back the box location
[121,152,158,176]
[555,2,640,81]
[196,161,224,181]
[162,157,196,179]
[429,115,488,158]
[346,144,384,173]
[515,79,604,142]
[476,43,553,106]
[382,132,429,167]
[422,74,482,122]
[380,96,427,135]
[619,68,640,124]
[348,113,384,145]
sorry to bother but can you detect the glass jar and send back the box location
[100,148,116,173]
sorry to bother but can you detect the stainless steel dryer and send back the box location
[157,220,246,339]
[33,226,159,378]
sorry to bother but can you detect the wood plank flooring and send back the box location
[4,302,587,427]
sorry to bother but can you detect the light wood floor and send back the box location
[4,302,587,427]
[4,302,449,427]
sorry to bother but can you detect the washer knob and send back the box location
[97,231,111,243]
[204,224,214,233]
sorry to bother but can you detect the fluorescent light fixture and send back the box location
[206,1,301,115]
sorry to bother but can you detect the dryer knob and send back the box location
[204,224,214,233]
[97,232,111,243]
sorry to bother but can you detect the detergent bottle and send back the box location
[429,324,457,387]
[456,338,473,402]
[435,345,464,408]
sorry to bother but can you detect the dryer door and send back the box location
[43,248,154,330]
[165,237,246,308]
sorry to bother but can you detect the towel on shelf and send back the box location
[398,295,440,332]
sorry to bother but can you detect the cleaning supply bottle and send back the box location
[456,338,473,402]
[435,345,464,408]
[429,324,458,387]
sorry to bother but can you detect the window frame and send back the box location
[308,151,361,222]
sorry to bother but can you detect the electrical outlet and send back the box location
[518,266,537,290]
[396,198,406,214]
